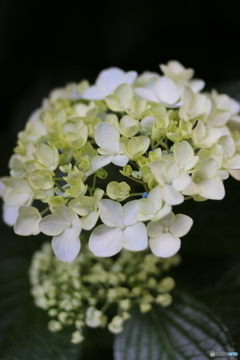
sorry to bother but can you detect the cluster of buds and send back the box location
[29,242,179,343]
[1,61,240,262]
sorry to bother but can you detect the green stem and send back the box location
[101,301,111,313]
[129,192,143,197]
[40,207,50,216]
[55,182,64,192]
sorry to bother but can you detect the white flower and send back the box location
[160,60,194,85]
[150,157,191,205]
[2,178,33,207]
[39,205,82,262]
[182,158,225,200]
[206,90,240,126]
[191,120,223,148]
[147,212,193,257]
[134,76,182,108]
[179,87,211,121]
[137,187,171,222]
[14,206,41,236]
[69,189,104,230]
[89,199,148,257]
[82,67,137,100]
[85,122,129,176]
[218,135,240,179]
[85,306,105,328]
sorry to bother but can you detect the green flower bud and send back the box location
[96,168,108,179]
[139,303,152,313]
[119,164,132,177]
[158,277,175,293]
[106,181,130,201]
[48,320,63,332]
[155,293,172,307]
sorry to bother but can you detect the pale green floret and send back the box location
[29,243,177,340]
[28,170,55,190]
[108,316,124,334]
[48,196,68,212]
[106,181,130,201]
[105,84,134,112]
[121,136,150,160]
[155,293,172,307]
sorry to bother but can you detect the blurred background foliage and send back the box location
[1,0,240,358]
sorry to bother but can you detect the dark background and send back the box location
[1,0,240,357]
[1,0,240,134]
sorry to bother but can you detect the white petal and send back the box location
[172,172,191,191]
[156,202,172,220]
[122,222,148,251]
[182,180,199,196]
[122,71,138,85]
[134,87,159,103]
[56,205,74,222]
[96,68,124,91]
[2,205,19,226]
[137,198,155,217]
[122,200,138,226]
[189,79,205,93]
[85,155,113,176]
[81,211,99,230]
[228,169,240,180]
[14,215,40,236]
[39,215,67,235]
[147,220,164,238]
[199,177,225,200]
[147,187,162,211]
[155,77,181,105]
[158,212,175,227]
[89,225,122,257]
[52,227,81,262]
[82,86,108,100]
[161,185,184,205]
[230,98,240,115]
[71,214,82,236]
[112,154,129,166]
[225,154,240,169]
[169,214,193,237]
[149,233,181,258]
[174,141,194,166]
[150,161,167,187]
[95,122,119,152]
[99,199,123,227]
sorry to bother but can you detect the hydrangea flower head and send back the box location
[1,61,240,262]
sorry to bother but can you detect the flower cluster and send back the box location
[1,61,240,262]
[29,242,179,343]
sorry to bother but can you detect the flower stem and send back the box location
[41,207,50,216]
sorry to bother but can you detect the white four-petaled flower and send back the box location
[147,212,193,258]
[89,199,148,257]
[82,67,137,100]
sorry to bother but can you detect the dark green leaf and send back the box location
[0,256,85,360]
[114,290,236,360]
